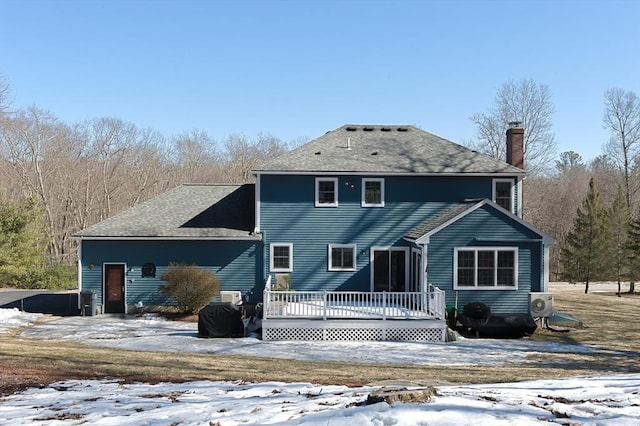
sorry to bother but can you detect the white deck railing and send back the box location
[263,277,445,321]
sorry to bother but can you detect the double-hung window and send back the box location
[328,244,356,271]
[493,179,514,213]
[362,178,384,207]
[454,247,517,289]
[270,243,293,272]
[315,177,338,207]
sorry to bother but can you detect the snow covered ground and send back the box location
[2,308,640,425]
[0,307,41,333]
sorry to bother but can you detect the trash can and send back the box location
[446,304,457,328]
[80,291,97,316]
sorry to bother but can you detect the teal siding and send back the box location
[427,205,542,314]
[80,239,263,307]
[260,175,523,293]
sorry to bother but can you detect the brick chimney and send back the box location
[506,122,524,169]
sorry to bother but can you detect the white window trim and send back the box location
[328,244,357,271]
[453,247,518,290]
[269,243,293,272]
[361,178,385,207]
[492,178,515,214]
[315,177,339,207]
[516,177,523,218]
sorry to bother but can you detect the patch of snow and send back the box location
[17,313,619,366]
[0,308,41,333]
[1,375,639,425]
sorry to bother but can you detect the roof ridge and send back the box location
[254,123,526,174]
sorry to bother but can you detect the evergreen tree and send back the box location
[562,178,612,293]
[609,186,631,295]
[0,194,48,288]
[626,210,640,294]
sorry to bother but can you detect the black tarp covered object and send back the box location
[457,312,537,338]
[198,302,245,338]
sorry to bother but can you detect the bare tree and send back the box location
[525,156,590,280]
[602,88,640,209]
[0,106,74,261]
[470,78,557,174]
[171,129,223,183]
[125,128,174,206]
[223,133,288,183]
[0,74,12,116]
[81,117,139,220]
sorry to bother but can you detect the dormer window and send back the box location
[362,178,384,207]
[315,177,338,207]
[493,179,514,213]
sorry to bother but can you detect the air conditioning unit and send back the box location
[220,291,242,305]
[529,292,553,318]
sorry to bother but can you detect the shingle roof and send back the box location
[404,201,479,241]
[405,199,556,245]
[254,124,525,174]
[73,184,257,239]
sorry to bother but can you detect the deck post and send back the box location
[263,275,272,320]
[323,291,327,320]
[382,292,387,321]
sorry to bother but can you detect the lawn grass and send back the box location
[1,283,639,388]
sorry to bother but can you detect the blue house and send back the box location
[74,124,554,341]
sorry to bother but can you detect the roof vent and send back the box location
[363,127,374,131]
[346,127,357,131]
[371,151,379,156]
[397,127,408,132]
[314,151,321,155]
[380,127,391,132]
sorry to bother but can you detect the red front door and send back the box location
[104,264,125,313]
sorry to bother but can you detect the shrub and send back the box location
[160,263,220,314]
[0,264,76,290]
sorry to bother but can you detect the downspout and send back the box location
[421,243,428,292]
[543,245,551,293]
[254,173,261,234]
[76,238,82,310]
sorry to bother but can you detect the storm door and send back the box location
[372,248,408,292]
[104,264,125,313]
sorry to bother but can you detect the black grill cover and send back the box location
[457,313,537,338]
[198,302,245,338]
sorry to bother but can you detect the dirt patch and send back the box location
[0,356,196,398]
[0,360,90,397]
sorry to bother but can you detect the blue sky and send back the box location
[1,0,638,161]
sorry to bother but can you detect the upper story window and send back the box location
[328,244,356,271]
[362,178,385,207]
[493,179,514,213]
[315,177,338,207]
[270,243,293,272]
[454,247,518,290]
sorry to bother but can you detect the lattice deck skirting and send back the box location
[262,319,446,342]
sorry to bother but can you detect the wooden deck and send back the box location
[262,277,447,342]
